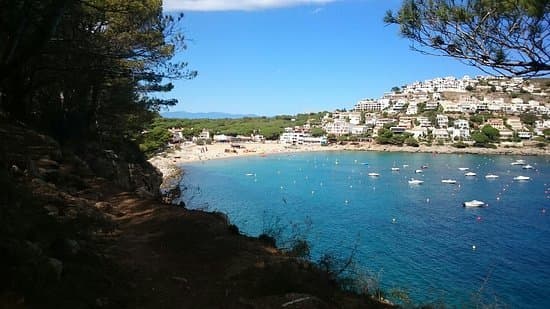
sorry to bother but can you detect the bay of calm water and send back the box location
[179,151,550,308]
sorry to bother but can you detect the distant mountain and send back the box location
[160,111,258,119]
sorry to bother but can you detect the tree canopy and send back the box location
[0,0,196,143]
[384,0,550,77]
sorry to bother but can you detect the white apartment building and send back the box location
[433,128,450,140]
[454,119,470,130]
[406,103,418,115]
[416,116,432,127]
[354,98,391,112]
[436,115,449,128]
[324,120,351,136]
[198,129,210,140]
[280,132,326,145]
[333,111,362,125]
[279,132,305,144]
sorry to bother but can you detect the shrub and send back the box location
[258,233,277,247]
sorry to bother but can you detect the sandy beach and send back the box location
[149,141,548,189]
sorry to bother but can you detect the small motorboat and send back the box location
[458,167,469,171]
[511,160,526,166]
[464,172,477,176]
[522,164,534,169]
[441,179,457,184]
[485,174,499,179]
[463,200,485,207]
[368,172,380,177]
[421,165,428,169]
[513,175,530,181]
[391,167,400,171]
[408,178,424,185]
[415,169,423,173]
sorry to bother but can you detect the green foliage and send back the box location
[0,0,195,146]
[310,127,326,137]
[385,0,550,76]
[469,114,486,125]
[520,112,538,126]
[139,125,173,156]
[405,137,419,147]
[481,125,500,142]
[472,126,500,147]
[376,128,411,145]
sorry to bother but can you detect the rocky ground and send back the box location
[0,120,392,308]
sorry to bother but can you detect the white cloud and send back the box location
[163,0,336,12]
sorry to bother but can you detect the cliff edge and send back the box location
[0,120,390,308]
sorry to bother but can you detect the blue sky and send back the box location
[162,0,484,116]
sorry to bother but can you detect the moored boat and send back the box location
[441,179,457,184]
[522,164,534,169]
[415,169,423,173]
[513,175,530,181]
[391,167,400,171]
[511,160,526,166]
[485,174,499,179]
[463,200,485,207]
[464,172,477,176]
[408,178,424,185]
[458,167,469,171]
[368,172,380,177]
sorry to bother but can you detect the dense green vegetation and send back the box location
[471,125,500,147]
[0,0,194,146]
[385,0,550,76]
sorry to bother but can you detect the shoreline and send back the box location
[149,141,548,188]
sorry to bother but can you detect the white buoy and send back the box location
[472,245,476,250]
[311,190,315,195]
[392,218,396,224]
[345,200,349,204]
[426,198,430,203]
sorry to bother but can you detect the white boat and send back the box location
[415,169,423,173]
[408,178,424,185]
[522,164,534,169]
[403,164,409,168]
[391,167,400,171]
[485,174,499,179]
[441,179,457,184]
[511,160,526,166]
[368,172,380,177]
[245,173,255,176]
[360,162,369,165]
[458,167,469,171]
[513,175,530,181]
[463,200,485,207]
[464,172,477,176]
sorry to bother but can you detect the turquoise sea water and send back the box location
[179,151,550,307]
